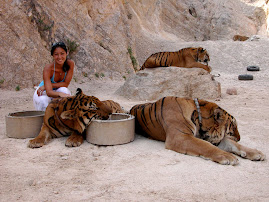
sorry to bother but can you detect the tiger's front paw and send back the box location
[65,134,84,147]
[207,66,212,73]
[241,148,266,161]
[213,152,239,165]
[28,138,45,148]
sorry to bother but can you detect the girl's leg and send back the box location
[33,88,52,111]
[55,87,71,95]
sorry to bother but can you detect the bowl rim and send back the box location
[92,113,134,123]
[6,110,45,118]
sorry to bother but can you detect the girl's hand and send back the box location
[37,86,45,96]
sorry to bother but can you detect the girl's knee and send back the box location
[33,94,51,111]
[57,87,71,95]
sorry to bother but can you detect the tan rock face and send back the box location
[115,67,221,101]
[0,0,51,89]
[0,0,268,89]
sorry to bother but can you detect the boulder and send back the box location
[115,67,221,101]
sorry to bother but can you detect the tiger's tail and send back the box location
[139,53,158,71]
[140,63,146,70]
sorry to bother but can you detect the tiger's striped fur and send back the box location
[28,88,112,148]
[140,47,211,72]
[130,96,265,165]
[102,100,125,113]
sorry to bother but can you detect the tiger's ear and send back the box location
[60,109,76,120]
[198,47,204,52]
[76,88,83,95]
[214,108,225,124]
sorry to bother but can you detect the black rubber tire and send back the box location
[238,74,253,80]
[247,66,260,71]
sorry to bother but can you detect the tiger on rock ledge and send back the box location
[140,47,211,72]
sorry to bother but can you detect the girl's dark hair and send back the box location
[51,42,70,72]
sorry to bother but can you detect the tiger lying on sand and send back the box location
[28,88,123,148]
[140,47,211,72]
[130,96,265,165]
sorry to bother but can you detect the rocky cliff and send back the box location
[0,0,268,89]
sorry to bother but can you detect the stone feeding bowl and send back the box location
[86,113,135,146]
[6,111,44,139]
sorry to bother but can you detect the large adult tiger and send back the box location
[28,88,122,148]
[140,47,211,72]
[130,97,265,165]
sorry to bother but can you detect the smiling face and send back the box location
[52,47,67,65]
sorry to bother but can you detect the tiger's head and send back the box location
[59,88,112,133]
[189,47,210,65]
[213,107,240,141]
[199,102,240,145]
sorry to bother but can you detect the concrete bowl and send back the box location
[6,111,44,139]
[86,113,135,146]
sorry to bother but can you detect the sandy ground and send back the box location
[1,40,269,201]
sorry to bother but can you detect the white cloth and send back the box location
[33,87,71,111]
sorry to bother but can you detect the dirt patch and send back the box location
[1,40,269,201]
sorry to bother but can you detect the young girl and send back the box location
[33,42,75,111]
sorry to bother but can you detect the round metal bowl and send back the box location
[86,113,135,146]
[6,111,44,139]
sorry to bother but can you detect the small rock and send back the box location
[61,156,68,160]
[226,88,237,95]
[92,152,100,157]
